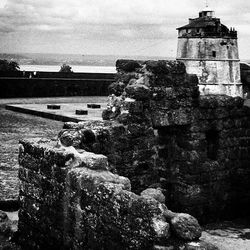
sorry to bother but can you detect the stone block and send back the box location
[145,60,186,75]
[125,83,151,100]
[58,129,83,147]
[71,180,170,249]
[141,188,166,204]
[116,59,142,72]
[108,81,126,96]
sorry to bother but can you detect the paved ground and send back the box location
[6,102,106,122]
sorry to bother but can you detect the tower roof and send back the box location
[176,10,237,39]
[177,9,217,30]
[177,18,218,30]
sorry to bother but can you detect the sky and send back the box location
[0,0,250,58]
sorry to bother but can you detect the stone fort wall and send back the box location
[17,60,250,248]
[59,60,250,222]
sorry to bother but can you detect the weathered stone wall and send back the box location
[18,138,203,249]
[177,37,242,97]
[177,38,239,60]
[17,59,250,248]
[181,60,242,96]
[59,60,250,222]
[157,95,250,221]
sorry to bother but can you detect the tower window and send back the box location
[212,51,216,57]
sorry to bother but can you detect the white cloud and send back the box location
[0,0,250,57]
[0,0,7,9]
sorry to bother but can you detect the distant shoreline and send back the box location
[19,64,116,73]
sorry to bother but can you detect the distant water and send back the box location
[19,65,116,73]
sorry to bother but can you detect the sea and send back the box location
[19,65,116,73]
[0,53,173,73]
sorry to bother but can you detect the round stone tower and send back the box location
[176,8,243,97]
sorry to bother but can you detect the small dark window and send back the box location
[206,129,219,160]
[212,51,216,57]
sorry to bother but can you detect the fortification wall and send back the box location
[0,72,115,98]
[18,139,203,249]
[59,60,250,222]
[177,38,239,60]
[17,60,250,248]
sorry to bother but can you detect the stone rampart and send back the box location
[17,60,250,248]
[59,60,250,222]
[18,139,203,249]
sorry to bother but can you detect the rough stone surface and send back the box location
[125,83,151,100]
[141,188,166,204]
[170,213,202,241]
[17,137,204,249]
[18,139,182,249]
[0,210,8,223]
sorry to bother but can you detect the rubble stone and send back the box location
[170,213,202,241]
[141,188,166,204]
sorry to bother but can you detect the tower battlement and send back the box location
[176,10,243,97]
[177,11,237,39]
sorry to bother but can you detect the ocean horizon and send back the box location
[19,64,116,73]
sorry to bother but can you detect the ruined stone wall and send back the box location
[59,60,200,195]
[59,60,250,222]
[18,138,202,249]
[17,60,250,249]
[158,95,250,221]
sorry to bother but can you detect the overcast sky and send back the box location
[0,0,250,58]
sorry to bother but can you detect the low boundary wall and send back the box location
[0,71,115,98]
